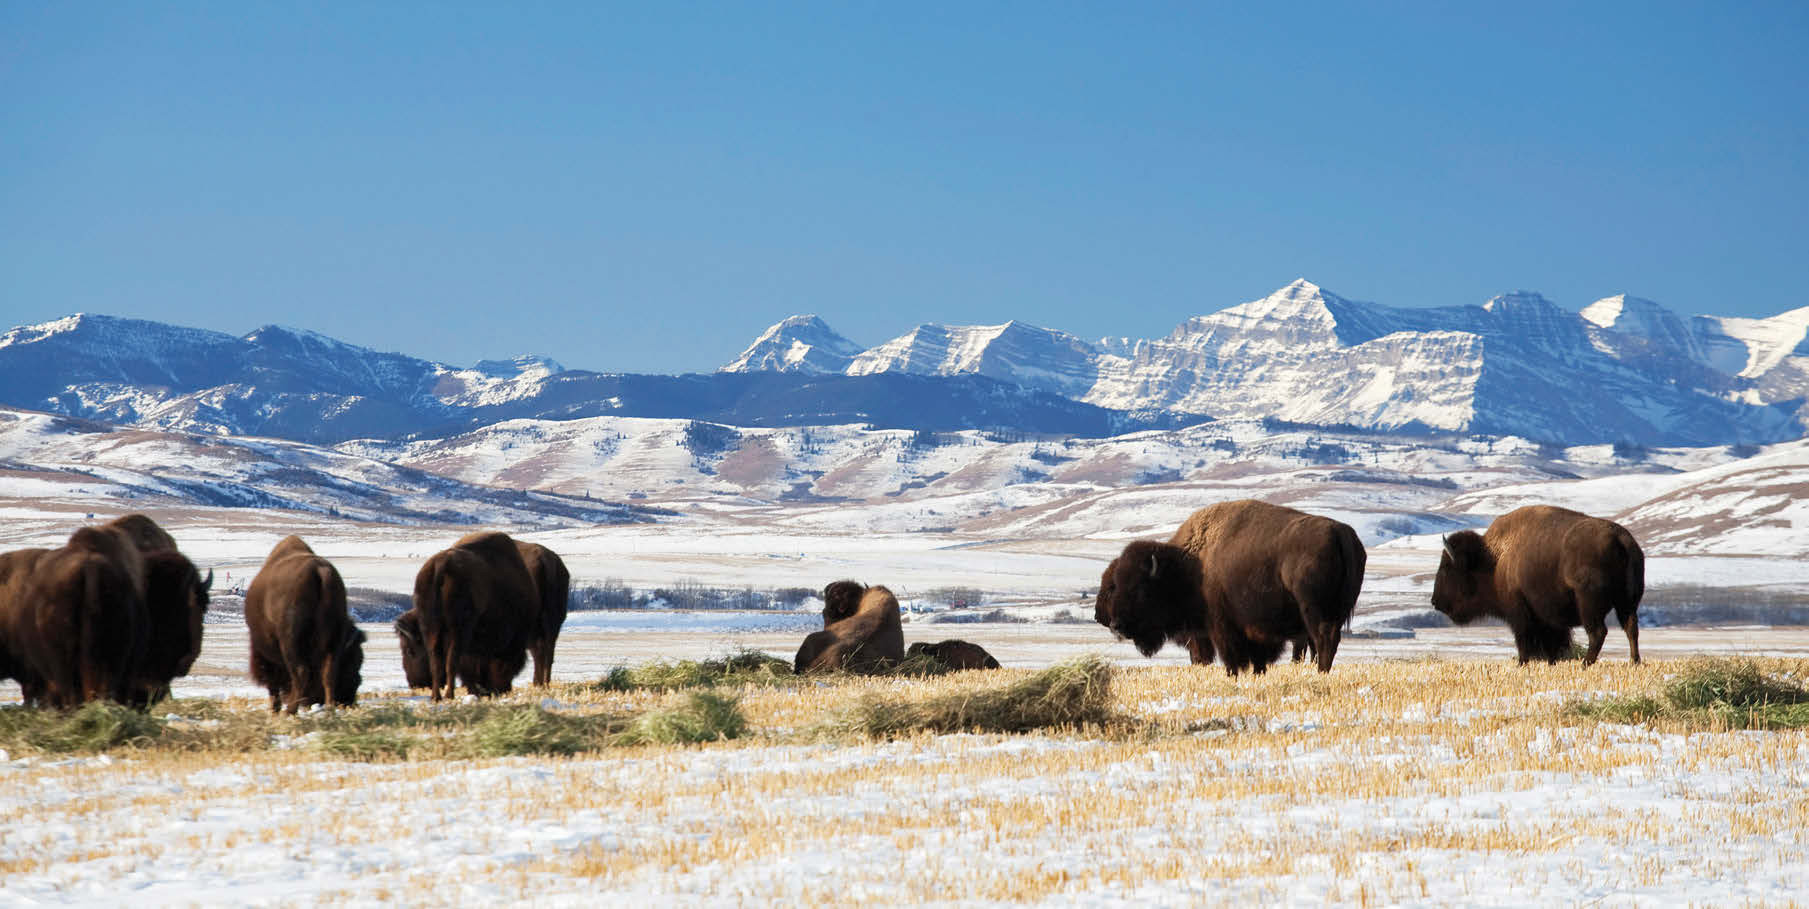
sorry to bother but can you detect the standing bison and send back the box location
[404,531,540,700]
[1095,499,1366,674]
[245,536,364,713]
[795,582,905,674]
[131,549,212,707]
[515,541,570,687]
[2,527,147,707]
[1432,505,1644,666]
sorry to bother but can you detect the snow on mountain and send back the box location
[726,279,1804,445]
[720,315,865,374]
[846,320,1103,399]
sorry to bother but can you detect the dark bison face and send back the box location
[822,580,865,625]
[332,627,366,706]
[1431,531,1492,623]
[1096,541,1193,657]
[395,611,432,689]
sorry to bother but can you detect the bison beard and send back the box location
[1431,505,1644,666]
[1095,500,1366,675]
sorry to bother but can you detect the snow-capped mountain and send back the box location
[725,279,1809,445]
[720,315,865,374]
[0,313,1156,443]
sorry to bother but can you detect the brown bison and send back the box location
[245,536,364,713]
[516,541,570,687]
[906,639,1001,670]
[821,579,866,625]
[0,548,51,702]
[2,527,147,707]
[1432,504,1644,666]
[1096,499,1366,675]
[794,584,905,674]
[405,531,540,699]
[130,549,212,707]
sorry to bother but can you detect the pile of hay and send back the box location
[0,702,164,754]
[830,655,1114,738]
[599,649,794,691]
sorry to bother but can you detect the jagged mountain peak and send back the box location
[471,355,565,379]
[720,314,863,374]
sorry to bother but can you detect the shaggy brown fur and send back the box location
[245,536,364,712]
[102,513,179,558]
[0,548,50,701]
[794,585,905,674]
[1096,499,1366,675]
[406,532,539,699]
[1432,504,1644,666]
[906,639,1001,670]
[130,550,211,707]
[821,579,866,625]
[516,541,570,687]
[3,528,147,707]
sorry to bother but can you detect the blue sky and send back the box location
[4,2,1806,373]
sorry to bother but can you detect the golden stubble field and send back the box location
[4,655,1809,906]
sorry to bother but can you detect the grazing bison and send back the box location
[130,550,212,707]
[1431,505,1644,666]
[0,548,51,701]
[245,536,364,713]
[407,532,539,699]
[794,584,905,674]
[1095,499,1366,675]
[821,579,866,625]
[394,609,518,696]
[515,541,570,687]
[906,639,1001,670]
[3,528,147,707]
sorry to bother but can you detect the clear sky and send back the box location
[4,2,1806,374]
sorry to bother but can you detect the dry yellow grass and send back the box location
[3,657,1808,904]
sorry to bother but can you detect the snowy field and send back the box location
[4,651,1808,905]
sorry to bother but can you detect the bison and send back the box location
[0,548,51,702]
[515,541,570,687]
[821,579,866,625]
[394,609,518,696]
[906,639,1001,670]
[130,549,212,707]
[3,527,147,707]
[1095,499,1366,675]
[1431,504,1644,666]
[245,535,365,713]
[794,584,905,674]
[406,531,539,700]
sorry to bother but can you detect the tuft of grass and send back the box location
[0,702,165,754]
[612,692,747,746]
[314,730,414,761]
[1568,657,1809,730]
[598,649,794,691]
[472,707,613,757]
[829,656,1115,739]
[891,650,955,677]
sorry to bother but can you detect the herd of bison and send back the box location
[0,498,1647,714]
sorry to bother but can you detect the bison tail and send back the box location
[1615,534,1646,623]
[1334,524,1367,623]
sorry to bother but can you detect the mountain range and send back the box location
[3,279,1806,446]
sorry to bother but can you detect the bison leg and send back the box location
[1247,638,1286,675]
[1181,630,1214,666]
[531,637,555,686]
[1311,622,1341,673]
[1620,612,1641,665]
[1580,617,1609,668]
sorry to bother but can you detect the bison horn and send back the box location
[202,568,214,591]
[1441,535,1456,560]
[1147,551,1160,579]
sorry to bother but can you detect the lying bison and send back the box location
[245,536,364,712]
[406,531,539,699]
[1096,499,1366,675]
[906,639,1001,670]
[516,541,570,687]
[1432,504,1644,666]
[795,583,905,674]
[2,527,147,707]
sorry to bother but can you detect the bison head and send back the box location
[1431,530,1495,623]
[821,580,865,625]
[395,610,432,689]
[1095,540,1201,657]
[331,626,366,706]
